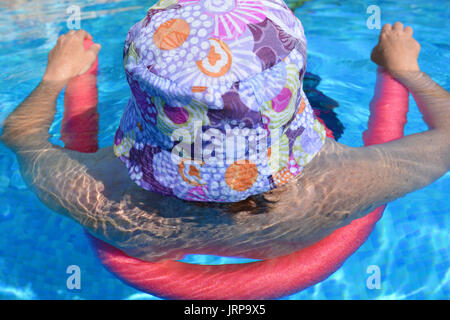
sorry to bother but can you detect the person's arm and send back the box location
[392,70,450,132]
[305,22,450,227]
[1,81,65,151]
[1,30,101,152]
[0,30,104,228]
[367,22,450,175]
[357,70,450,207]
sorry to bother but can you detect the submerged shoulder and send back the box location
[300,137,381,178]
[271,138,384,229]
[78,146,140,196]
[16,144,138,216]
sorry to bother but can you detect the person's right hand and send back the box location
[371,22,421,73]
[43,30,101,84]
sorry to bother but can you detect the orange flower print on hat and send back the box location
[153,18,191,50]
[196,38,232,77]
[225,160,259,191]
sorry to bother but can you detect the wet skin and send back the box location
[1,24,449,261]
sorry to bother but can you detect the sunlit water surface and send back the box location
[0,0,448,299]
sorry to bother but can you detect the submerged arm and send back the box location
[0,79,105,231]
[0,79,71,215]
[306,70,450,232]
[392,70,450,132]
[1,30,100,151]
[322,22,450,224]
[362,70,450,206]
[0,30,105,227]
[1,80,65,151]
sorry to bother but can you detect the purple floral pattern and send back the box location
[114,0,326,202]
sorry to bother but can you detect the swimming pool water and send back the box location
[0,0,448,299]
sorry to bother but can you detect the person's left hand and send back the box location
[43,30,101,83]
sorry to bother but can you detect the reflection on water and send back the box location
[0,0,143,42]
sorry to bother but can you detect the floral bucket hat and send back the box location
[114,0,326,202]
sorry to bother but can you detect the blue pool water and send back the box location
[0,0,448,299]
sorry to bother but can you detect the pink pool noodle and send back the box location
[363,67,410,145]
[62,42,410,299]
[61,39,99,154]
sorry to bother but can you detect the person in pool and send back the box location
[1,16,449,262]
